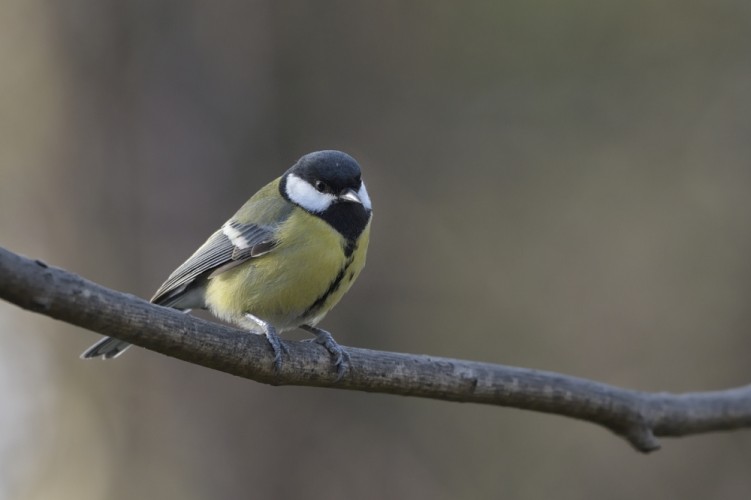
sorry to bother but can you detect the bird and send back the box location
[81,150,372,377]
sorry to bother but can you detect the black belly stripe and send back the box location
[344,239,357,258]
[301,255,354,319]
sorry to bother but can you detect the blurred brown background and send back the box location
[2,1,751,499]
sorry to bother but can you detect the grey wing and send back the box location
[150,220,276,306]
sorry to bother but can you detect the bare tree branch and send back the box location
[1,245,750,453]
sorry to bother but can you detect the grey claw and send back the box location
[245,313,286,372]
[333,349,351,381]
[301,325,350,381]
[265,329,287,372]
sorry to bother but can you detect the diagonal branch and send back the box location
[1,245,751,453]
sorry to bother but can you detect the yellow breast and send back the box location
[204,208,370,331]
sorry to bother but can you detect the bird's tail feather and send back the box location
[80,337,132,359]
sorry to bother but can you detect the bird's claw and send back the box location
[245,313,288,372]
[264,328,288,372]
[301,325,351,381]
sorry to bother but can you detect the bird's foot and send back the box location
[264,326,289,372]
[245,314,287,372]
[301,325,350,381]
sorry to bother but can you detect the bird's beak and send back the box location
[338,188,362,204]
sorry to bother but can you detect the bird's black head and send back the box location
[280,150,372,250]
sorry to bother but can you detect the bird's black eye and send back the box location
[315,180,328,193]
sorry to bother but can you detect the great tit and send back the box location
[81,150,372,376]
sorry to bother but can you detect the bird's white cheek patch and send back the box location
[358,182,372,211]
[285,173,335,213]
